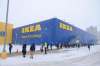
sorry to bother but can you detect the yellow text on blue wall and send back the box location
[21,24,41,33]
[59,22,73,31]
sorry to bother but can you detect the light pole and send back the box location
[3,0,10,52]
[1,0,10,59]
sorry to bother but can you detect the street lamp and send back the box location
[3,0,10,52]
[1,0,10,59]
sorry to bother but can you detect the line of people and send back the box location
[22,42,48,59]
[8,42,92,59]
[22,43,35,59]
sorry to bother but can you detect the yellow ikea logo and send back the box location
[59,22,73,31]
[21,24,41,33]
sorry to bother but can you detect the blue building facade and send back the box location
[12,18,96,45]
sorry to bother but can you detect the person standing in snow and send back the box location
[44,42,48,54]
[77,44,80,48]
[30,43,35,59]
[9,43,13,54]
[40,43,44,53]
[22,44,27,58]
[88,44,91,51]
[50,43,53,50]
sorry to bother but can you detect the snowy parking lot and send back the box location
[0,45,100,66]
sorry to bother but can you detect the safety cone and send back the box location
[16,49,18,54]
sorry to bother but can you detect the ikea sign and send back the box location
[0,31,5,36]
[21,24,41,33]
[59,22,73,31]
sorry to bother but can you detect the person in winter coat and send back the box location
[22,44,27,58]
[44,42,48,54]
[50,43,53,50]
[40,43,44,53]
[9,43,13,54]
[88,44,91,51]
[30,43,35,59]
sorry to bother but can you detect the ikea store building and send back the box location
[0,18,97,46]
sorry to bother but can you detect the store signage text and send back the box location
[21,24,41,33]
[59,22,73,31]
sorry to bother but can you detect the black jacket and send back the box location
[22,44,27,53]
[30,44,35,51]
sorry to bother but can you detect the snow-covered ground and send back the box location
[0,45,100,66]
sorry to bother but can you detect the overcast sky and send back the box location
[0,0,100,30]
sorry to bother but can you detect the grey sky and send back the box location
[0,0,100,30]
